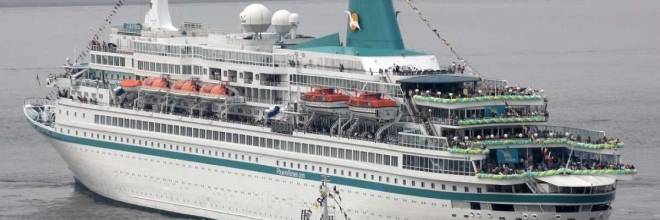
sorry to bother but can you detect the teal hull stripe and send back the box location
[31,122,615,204]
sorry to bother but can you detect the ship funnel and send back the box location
[345,0,404,50]
[145,0,178,31]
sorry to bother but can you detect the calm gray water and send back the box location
[0,0,659,219]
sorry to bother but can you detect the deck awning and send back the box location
[536,175,616,187]
[397,74,480,85]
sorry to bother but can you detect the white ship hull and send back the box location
[48,140,613,220]
[26,110,613,220]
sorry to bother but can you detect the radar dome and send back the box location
[289,13,300,26]
[271,10,292,34]
[240,3,272,33]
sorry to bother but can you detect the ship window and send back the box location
[220,132,225,141]
[260,137,267,147]
[301,144,308,153]
[491,204,514,212]
[295,143,301,152]
[154,123,160,132]
[319,146,328,156]
[193,128,199,137]
[464,186,469,192]
[246,135,253,145]
[470,202,481,210]
[314,145,321,155]
[331,148,337,158]
[187,127,193,137]
[213,131,218,140]
[360,152,368,162]
[232,134,238,143]
[273,140,280,149]
[345,150,352,160]
[452,186,457,191]
[394,178,398,184]
[286,141,293,151]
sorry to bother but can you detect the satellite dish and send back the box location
[271,10,292,35]
[240,3,271,33]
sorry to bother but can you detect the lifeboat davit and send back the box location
[347,92,399,120]
[301,87,350,111]
[142,77,169,90]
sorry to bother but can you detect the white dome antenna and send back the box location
[240,3,272,35]
[289,13,300,39]
[272,10,291,42]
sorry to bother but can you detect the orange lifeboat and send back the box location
[152,78,169,88]
[121,79,142,88]
[210,85,228,96]
[142,76,169,89]
[172,80,198,93]
[347,92,398,119]
[172,80,185,90]
[301,87,350,110]
[200,84,214,94]
[199,84,228,98]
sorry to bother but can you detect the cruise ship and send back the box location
[24,0,637,219]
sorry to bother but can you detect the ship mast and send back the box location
[144,0,178,31]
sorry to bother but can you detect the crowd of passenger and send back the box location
[90,40,118,53]
[482,158,636,175]
[412,85,544,100]
[449,128,622,148]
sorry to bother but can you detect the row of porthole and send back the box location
[465,211,604,220]
[276,159,482,196]
[61,125,261,164]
